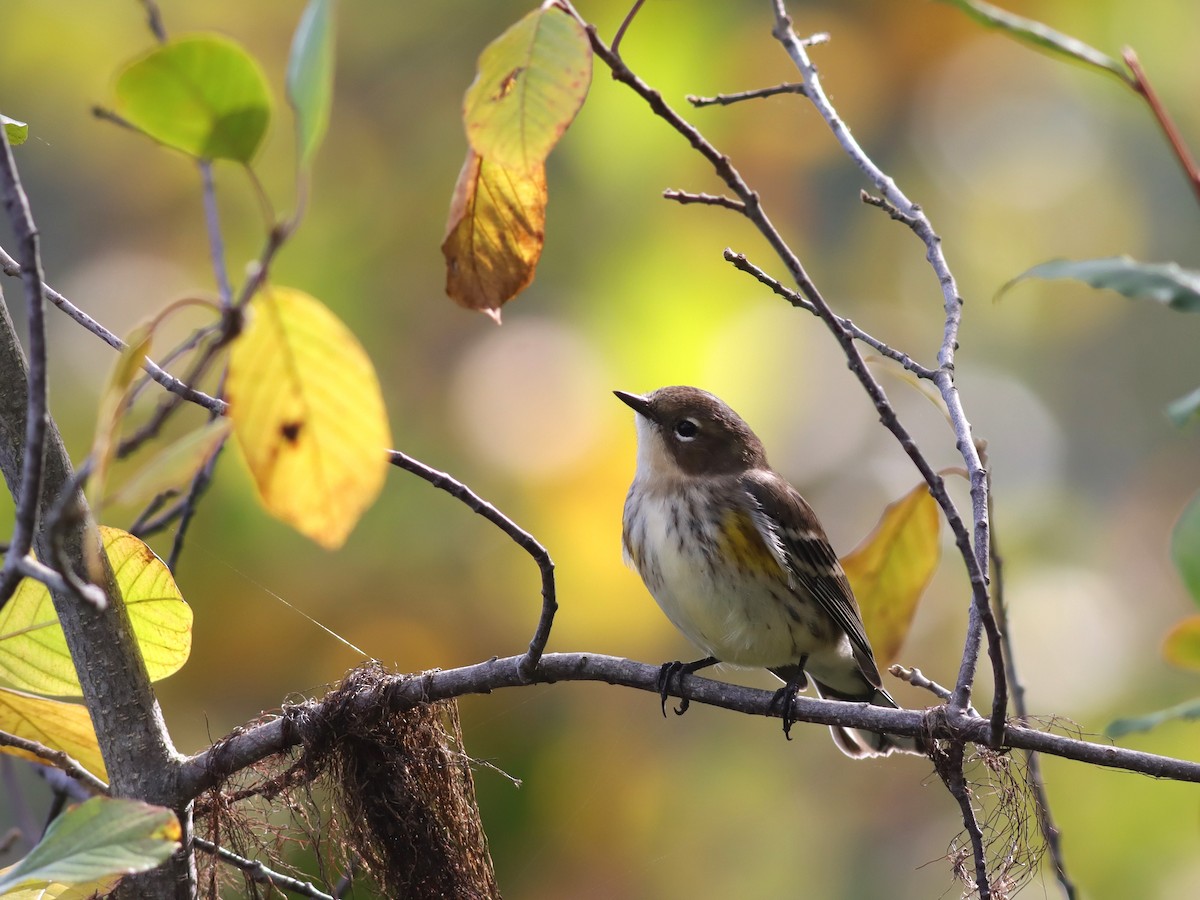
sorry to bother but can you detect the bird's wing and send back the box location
[739,469,882,687]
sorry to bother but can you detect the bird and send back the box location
[615,385,922,758]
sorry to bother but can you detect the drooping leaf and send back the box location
[934,0,1129,84]
[287,0,337,167]
[226,286,391,548]
[1107,696,1200,738]
[1171,493,1200,606]
[2,114,29,146]
[841,482,941,667]
[442,149,547,321]
[106,418,232,510]
[0,527,192,696]
[1166,386,1200,428]
[114,35,272,162]
[87,324,152,511]
[0,689,106,781]
[0,797,178,893]
[463,4,592,173]
[1000,257,1200,311]
[1163,615,1200,672]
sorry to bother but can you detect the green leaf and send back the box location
[114,35,272,163]
[1171,493,1200,605]
[1,115,29,146]
[1166,386,1200,428]
[1107,696,1200,738]
[287,0,336,167]
[934,0,1129,84]
[1000,257,1200,311]
[0,797,179,893]
[0,527,192,696]
[463,5,592,173]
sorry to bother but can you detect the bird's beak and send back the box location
[613,390,652,418]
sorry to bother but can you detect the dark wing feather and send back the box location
[739,469,882,687]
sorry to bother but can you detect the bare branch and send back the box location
[178,652,1200,801]
[198,161,234,311]
[724,250,937,378]
[1123,48,1200,207]
[688,81,807,107]
[767,1,1003,726]
[662,189,745,211]
[0,729,110,796]
[0,246,226,415]
[991,517,1076,899]
[936,740,991,899]
[194,837,336,900]
[0,124,49,612]
[388,451,556,680]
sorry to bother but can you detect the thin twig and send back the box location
[168,378,229,573]
[610,0,646,58]
[194,837,335,900]
[198,161,234,310]
[991,515,1076,899]
[387,451,556,681]
[937,740,991,899]
[0,245,226,414]
[0,730,109,796]
[724,250,937,378]
[139,0,168,43]
[116,333,228,458]
[1123,48,1200,208]
[767,0,1005,730]
[689,81,807,107]
[0,123,50,613]
[662,189,745,211]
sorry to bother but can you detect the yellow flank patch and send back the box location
[718,509,777,573]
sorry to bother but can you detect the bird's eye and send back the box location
[674,418,700,441]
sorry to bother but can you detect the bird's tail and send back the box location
[812,679,926,759]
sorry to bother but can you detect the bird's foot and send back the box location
[656,656,718,717]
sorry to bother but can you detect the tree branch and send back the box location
[387,451,557,680]
[0,730,110,796]
[0,246,226,415]
[178,652,1200,801]
[0,125,49,612]
[194,837,336,900]
[766,0,1003,731]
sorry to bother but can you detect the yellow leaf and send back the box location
[0,527,192,696]
[1163,615,1200,673]
[0,688,107,782]
[226,286,392,548]
[463,4,592,173]
[441,149,546,320]
[841,482,941,667]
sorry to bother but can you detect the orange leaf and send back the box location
[841,482,941,667]
[441,148,546,321]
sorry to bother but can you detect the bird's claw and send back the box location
[657,661,691,716]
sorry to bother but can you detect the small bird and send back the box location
[616,385,921,758]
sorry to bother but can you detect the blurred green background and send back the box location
[2,0,1200,897]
